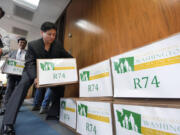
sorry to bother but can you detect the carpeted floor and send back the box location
[16,107,61,135]
[0,99,76,135]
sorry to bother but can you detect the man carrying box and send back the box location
[0,22,72,135]
[0,37,27,115]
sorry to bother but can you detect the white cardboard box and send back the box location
[37,58,78,87]
[0,60,7,84]
[111,33,180,98]
[79,59,113,97]
[60,98,77,130]
[113,104,180,135]
[1,58,25,76]
[77,101,113,135]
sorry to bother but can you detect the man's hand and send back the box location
[0,48,2,56]
[34,78,39,88]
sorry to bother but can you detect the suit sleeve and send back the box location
[55,40,73,58]
[60,48,73,58]
[24,44,36,80]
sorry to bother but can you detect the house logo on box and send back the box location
[80,71,90,81]
[114,57,134,74]
[61,101,66,109]
[78,104,88,117]
[116,109,141,134]
[8,60,16,66]
[40,62,54,71]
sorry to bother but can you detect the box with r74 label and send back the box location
[113,103,180,135]
[79,59,113,97]
[60,98,77,130]
[1,58,25,76]
[111,33,180,98]
[76,100,113,135]
[37,58,78,87]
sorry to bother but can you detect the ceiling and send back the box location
[0,0,71,43]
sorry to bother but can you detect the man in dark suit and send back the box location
[0,22,72,135]
[0,38,27,115]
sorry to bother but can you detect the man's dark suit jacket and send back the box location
[24,38,72,80]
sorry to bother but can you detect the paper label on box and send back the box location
[77,101,113,135]
[38,58,78,85]
[79,60,113,97]
[111,33,180,98]
[60,98,76,129]
[2,58,24,75]
[114,104,180,135]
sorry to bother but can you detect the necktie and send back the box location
[17,50,22,60]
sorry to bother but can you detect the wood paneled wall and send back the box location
[63,0,180,97]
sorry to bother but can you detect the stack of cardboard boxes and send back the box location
[77,59,114,135]
[37,33,180,135]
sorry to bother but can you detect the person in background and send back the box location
[32,87,52,114]
[0,38,27,115]
[0,7,10,58]
[0,22,72,135]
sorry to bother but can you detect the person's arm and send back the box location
[24,44,37,80]
[60,48,73,58]
[56,41,73,58]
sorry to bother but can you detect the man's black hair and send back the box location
[40,22,57,32]
[0,7,5,18]
[18,37,27,44]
